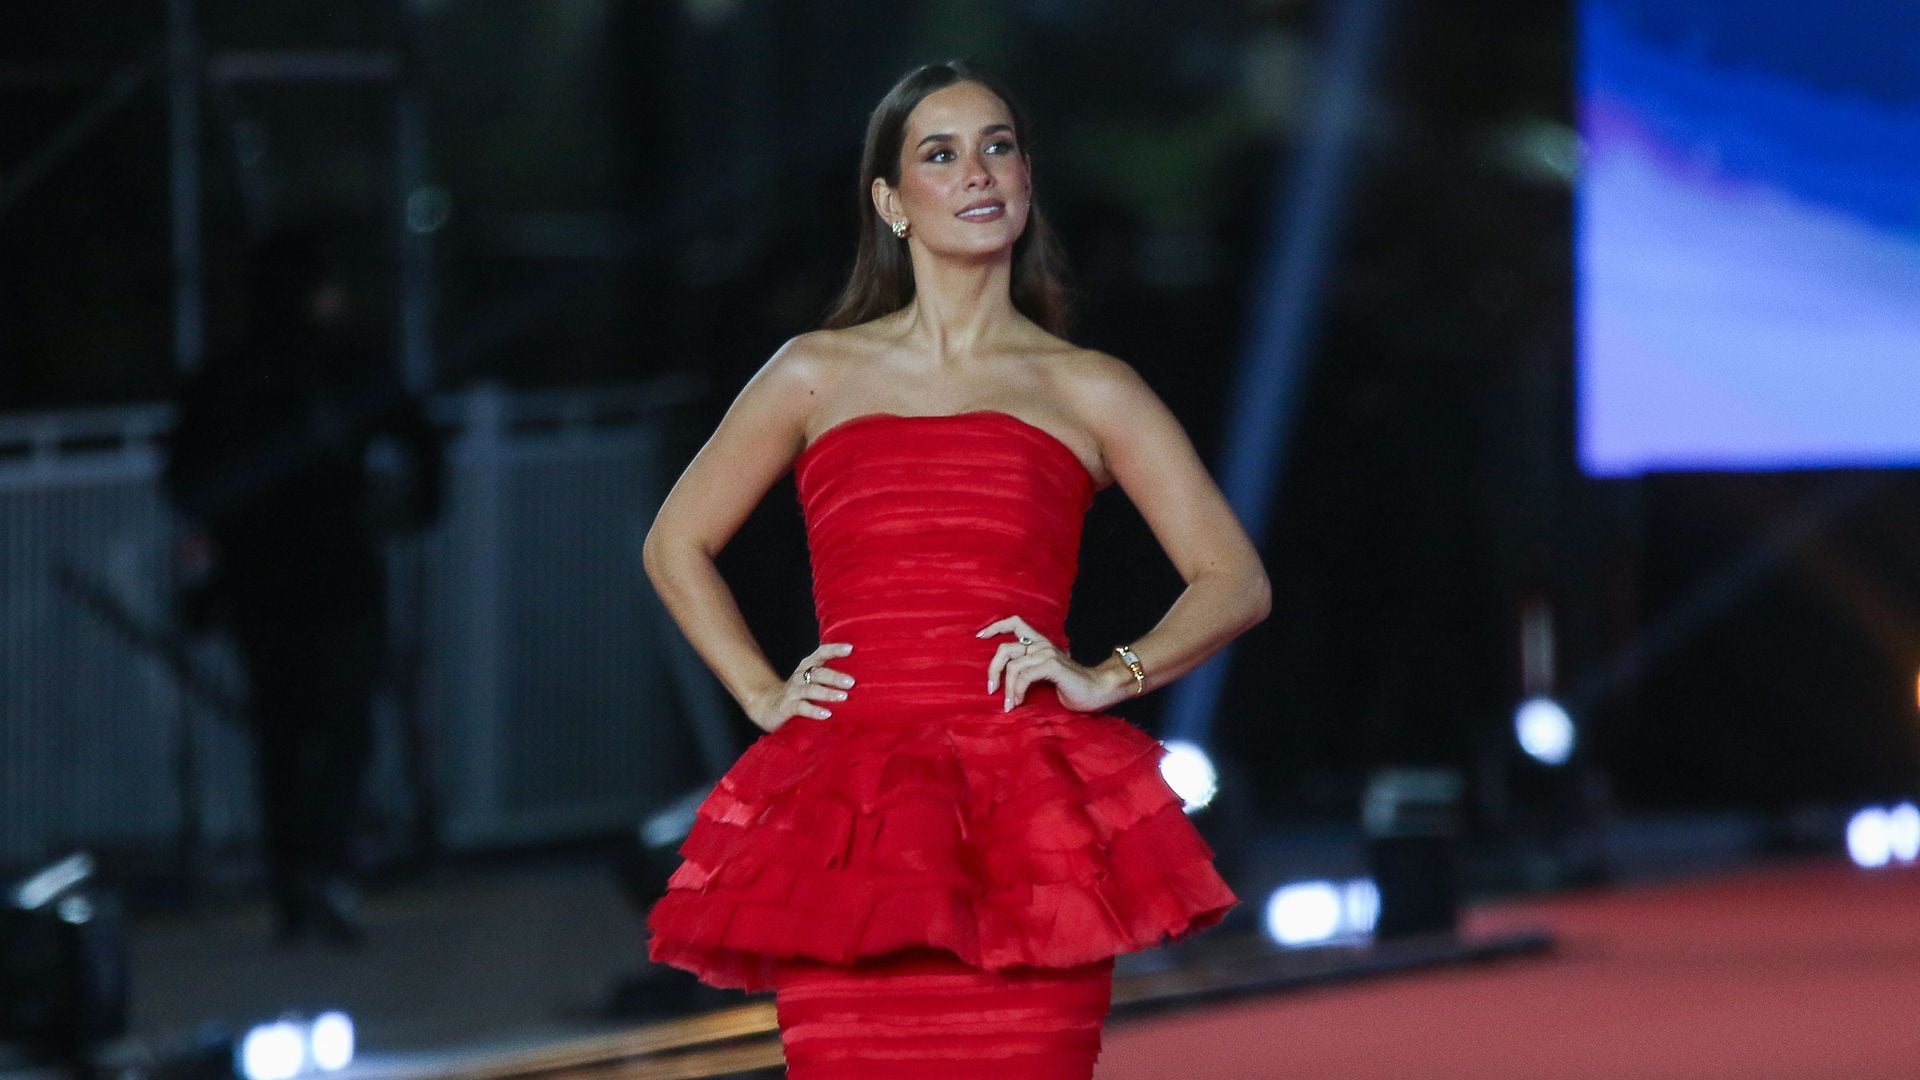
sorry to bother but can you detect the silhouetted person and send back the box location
[165,227,443,946]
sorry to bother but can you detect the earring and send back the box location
[890,219,910,239]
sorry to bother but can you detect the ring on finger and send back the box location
[802,666,814,684]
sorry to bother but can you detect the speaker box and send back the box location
[1363,769,1463,939]
[1,855,127,1056]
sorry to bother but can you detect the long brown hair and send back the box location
[822,61,1071,336]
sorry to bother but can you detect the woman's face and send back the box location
[876,80,1031,259]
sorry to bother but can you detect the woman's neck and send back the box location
[893,250,1021,363]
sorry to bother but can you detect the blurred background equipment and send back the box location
[0,853,128,1060]
[1847,803,1920,870]
[1362,768,1462,940]
[235,1011,355,1080]
[1262,877,1381,948]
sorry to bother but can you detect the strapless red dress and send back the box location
[645,410,1238,1074]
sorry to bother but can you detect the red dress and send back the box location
[645,410,1238,1076]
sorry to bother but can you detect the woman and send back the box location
[643,61,1270,1078]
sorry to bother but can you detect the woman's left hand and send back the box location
[977,614,1117,713]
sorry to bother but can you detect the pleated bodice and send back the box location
[792,410,1094,717]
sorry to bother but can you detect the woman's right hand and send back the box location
[746,642,854,733]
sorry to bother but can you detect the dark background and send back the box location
[5,0,1915,836]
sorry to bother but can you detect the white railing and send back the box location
[0,376,730,866]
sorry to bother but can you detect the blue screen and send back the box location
[1577,0,1920,475]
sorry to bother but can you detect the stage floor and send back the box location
[112,855,1920,1078]
[124,854,652,1052]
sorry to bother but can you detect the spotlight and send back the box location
[1159,740,1218,813]
[1262,878,1380,948]
[308,1012,354,1073]
[13,854,94,911]
[1265,882,1341,947]
[239,1021,306,1080]
[1514,697,1576,766]
[1890,803,1920,864]
[1342,878,1382,934]
[1847,807,1893,869]
[235,1012,354,1080]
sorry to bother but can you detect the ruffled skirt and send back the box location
[646,703,1236,993]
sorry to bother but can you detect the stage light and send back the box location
[12,853,93,911]
[308,1012,354,1073]
[1342,878,1382,935]
[1263,878,1380,948]
[1887,803,1920,864]
[1847,807,1893,869]
[239,1021,306,1080]
[1159,740,1218,813]
[1265,882,1342,946]
[1514,697,1576,766]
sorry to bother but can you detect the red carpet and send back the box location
[1097,860,1920,1080]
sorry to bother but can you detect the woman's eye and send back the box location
[926,141,1015,163]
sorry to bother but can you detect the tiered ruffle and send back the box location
[645,708,1238,992]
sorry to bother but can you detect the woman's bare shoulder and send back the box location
[1044,345,1152,414]
[778,324,900,372]
[757,328,869,395]
[751,328,898,439]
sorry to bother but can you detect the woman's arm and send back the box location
[642,335,850,729]
[1068,352,1272,705]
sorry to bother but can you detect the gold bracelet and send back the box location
[1112,645,1146,696]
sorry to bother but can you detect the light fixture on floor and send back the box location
[1263,879,1380,948]
[238,1021,306,1080]
[0,851,126,1059]
[1159,740,1219,813]
[307,1012,354,1073]
[1848,803,1920,870]
[236,1011,354,1080]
